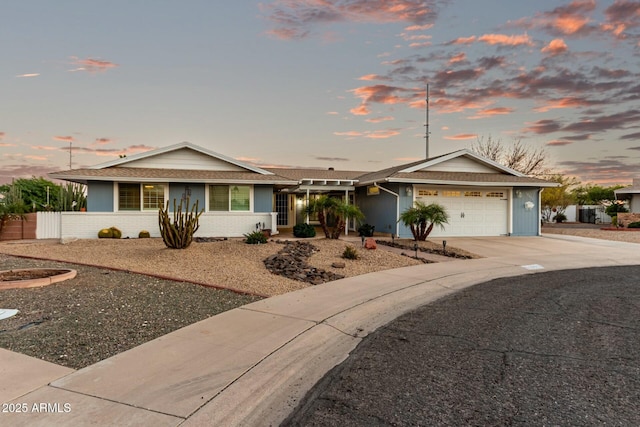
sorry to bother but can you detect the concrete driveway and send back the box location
[1,235,639,426]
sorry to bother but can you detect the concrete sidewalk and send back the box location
[1,235,639,426]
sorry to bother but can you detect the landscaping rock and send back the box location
[331,262,346,269]
[264,241,345,285]
[364,238,377,249]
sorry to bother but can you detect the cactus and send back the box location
[158,198,203,249]
[98,228,113,238]
[109,226,122,239]
[138,230,151,238]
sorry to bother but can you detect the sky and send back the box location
[2,0,640,186]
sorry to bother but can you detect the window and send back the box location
[209,185,230,211]
[118,184,140,210]
[442,190,461,197]
[464,191,482,197]
[418,190,438,196]
[486,192,505,198]
[119,183,165,211]
[208,185,251,211]
[143,184,165,210]
[230,186,250,211]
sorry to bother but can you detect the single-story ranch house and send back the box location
[49,141,557,240]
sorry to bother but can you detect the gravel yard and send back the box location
[0,237,426,368]
[3,227,635,370]
[542,223,640,243]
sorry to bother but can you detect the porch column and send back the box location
[344,188,349,236]
[305,188,310,224]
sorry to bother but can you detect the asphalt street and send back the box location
[283,265,640,426]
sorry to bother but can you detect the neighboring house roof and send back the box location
[615,179,640,197]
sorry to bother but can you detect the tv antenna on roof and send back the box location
[69,142,72,169]
[424,84,430,159]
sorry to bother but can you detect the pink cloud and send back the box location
[24,155,49,161]
[262,0,441,40]
[547,139,573,146]
[30,145,59,151]
[449,52,467,64]
[533,97,589,113]
[365,129,400,139]
[334,131,364,137]
[358,73,385,81]
[53,135,75,142]
[94,137,113,145]
[448,35,476,45]
[0,132,5,139]
[350,104,371,115]
[468,107,515,119]
[69,57,119,73]
[444,133,478,140]
[478,33,534,46]
[16,73,40,78]
[541,38,568,55]
[509,0,597,37]
[366,116,395,123]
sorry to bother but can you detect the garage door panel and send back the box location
[415,187,508,237]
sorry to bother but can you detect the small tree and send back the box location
[306,195,364,239]
[158,198,204,249]
[541,174,578,222]
[398,201,449,241]
[0,182,29,234]
[472,136,548,176]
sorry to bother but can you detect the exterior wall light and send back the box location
[524,201,535,210]
[406,186,413,196]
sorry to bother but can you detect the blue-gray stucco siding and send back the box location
[512,187,540,236]
[254,185,273,213]
[87,181,114,212]
[356,184,413,237]
[169,183,205,211]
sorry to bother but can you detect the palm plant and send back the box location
[306,195,365,239]
[398,201,449,241]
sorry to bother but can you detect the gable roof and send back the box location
[49,141,298,185]
[89,141,274,175]
[356,149,556,187]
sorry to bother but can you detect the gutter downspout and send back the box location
[374,182,400,238]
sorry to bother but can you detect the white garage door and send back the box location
[414,187,509,237]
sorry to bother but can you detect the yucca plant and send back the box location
[158,198,203,249]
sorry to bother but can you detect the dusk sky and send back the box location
[2,0,640,185]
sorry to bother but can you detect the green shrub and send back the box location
[138,230,151,238]
[628,221,640,228]
[244,230,268,244]
[98,228,113,238]
[357,223,375,237]
[109,226,122,239]
[611,215,618,227]
[293,223,316,238]
[553,213,567,223]
[342,245,358,260]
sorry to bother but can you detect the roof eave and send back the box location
[386,178,558,187]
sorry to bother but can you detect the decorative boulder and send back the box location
[364,237,377,250]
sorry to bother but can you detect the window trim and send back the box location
[115,182,168,212]
[206,184,253,212]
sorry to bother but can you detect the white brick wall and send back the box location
[60,212,278,240]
